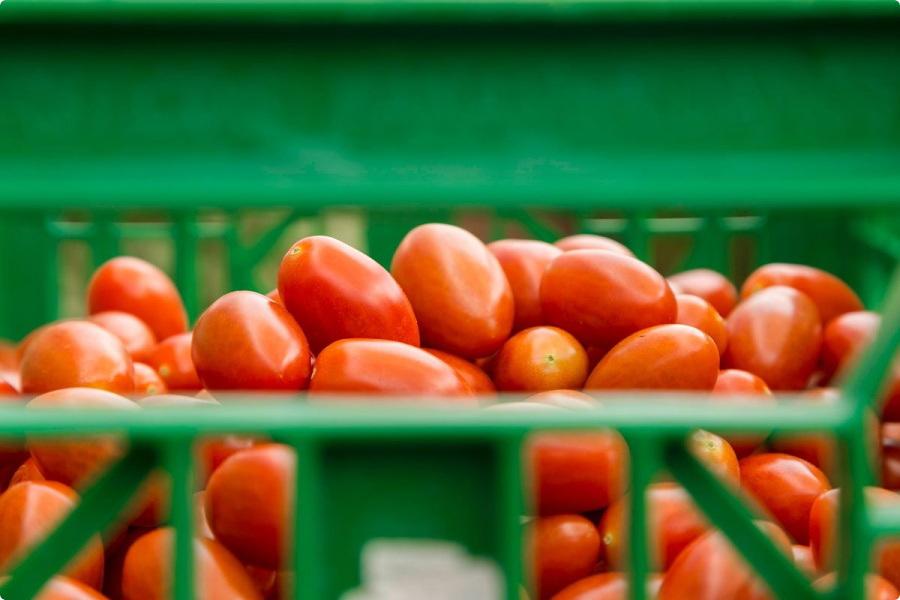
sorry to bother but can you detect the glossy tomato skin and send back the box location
[674,294,727,355]
[529,514,601,599]
[667,269,738,318]
[122,527,262,600]
[37,577,110,600]
[552,573,665,600]
[739,453,831,544]
[277,236,419,354]
[541,251,675,349]
[487,240,562,333]
[813,573,899,600]
[0,377,15,396]
[585,325,719,391]
[10,457,45,486]
[145,332,201,391]
[820,311,880,383]
[494,327,589,392]
[792,545,816,578]
[192,291,312,391]
[132,363,168,397]
[87,311,157,364]
[723,286,822,391]
[309,339,475,400]
[20,321,134,395]
[685,430,740,488]
[710,369,775,458]
[554,235,634,257]
[423,349,496,396]
[0,481,104,589]
[742,263,863,324]
[266,289,282,306]
[391,224,513,359]
[206,444,296,570]
[87,257,188,342]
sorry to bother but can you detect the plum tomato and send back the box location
[674,294,727,355]
[423,349,496,396]
[487,240,562,333]
[145,332,201,392]
[277,236,419,354]
[686,430,740,488]
[102,526,151,600]
[132,363,168,397]
[9,457,45,487]
[553,235,634,257]
[87,311,157,364]
[493,327,589,392]
[820,311,881,383]
[792,545,817,579]
[741,263,863,324]
[667,269,738,318]
[813,573,899,600]
[528,514,601,599]
[552,573,665,600]
[769,388,841,477]
[36,577,110,600]
[710,369,775,458]
[391,224,513,359]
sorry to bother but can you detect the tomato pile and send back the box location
[0,223,898,600]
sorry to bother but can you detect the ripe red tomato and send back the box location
[493,327,589,392]
[599,483,709,571]
[658,521,792,600]
[528,514,601,599]
[667,269,738,318]
[710,369,775,458]
[554,235,634,257]
[792,545,816,578]
[741,263,863,324]
[674,294,727,355]
[278,236,419,354]
[814,573,899,600]
[769,388,840,477]
[9,457,45,487]
[36,576,110,600]
[585,325,719,391]
[739,453,831,544]
[20,321,134,395]
[145,332,202,391]
[685,430,740,488]
[723,286,822,391]
[102,526,151,600]
[0,481,104,589]
[87,311,157,364]
[552,573,665,600]
[206,444,295,570]
[192,291,312,391]
[487,240,563,333]
[122,527,262,600]
[0,377,15,396]
[132,362,167,397]
[309,339,475,400]
[87,257,188,342]
[423,349,496,396]
[540,251,675,349]
[391,224,514,359]
[820,311,880,383]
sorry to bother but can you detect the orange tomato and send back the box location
[87,312,157,364]
[674,294,727,355]
[391,224,514,359]
[423,349,496,396]
[792,545,816,578]
[145,332,201,391]
[667,269,738,318]
[528,514,601,599]
[552,572,665,600]
[37,576,110,600]
[554,235,634,257]
[487,240,562,332]
[710,369,775,458]
[814,573,899,600]
[685,430,740,488]
[132,363,167,397]
[493,327,589,392]
[741,263,863,324]
[9,458,44,487]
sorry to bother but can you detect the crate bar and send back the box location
[624,434,657,600]
[290,436,324,600]
[499,435,526,600]
[167,437,196,600]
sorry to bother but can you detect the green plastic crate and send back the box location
[1,1,900,598]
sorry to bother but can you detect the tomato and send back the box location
[540,251,675,349]
[265,289,282,306]
[741,263,863,325]
[667,269,738,318]
[709,369,775,458]
[391,224,513,359]
[554,235,634,257]
[206,444,296,570]
[770,388,840,477]
[278,236,419,354]
[585,325,719,391]
[487,240,563,332]
[600,483,709,572]
[528,514,601,599]
[739,453,831,544]
[493,327,589,392]
[658,521,792,600]
[423,349,496,396]
[145,332,201,391]
[820,311,880,383]
[9,458,44,487]
[192,291,312,391]
[814,573,899,600]
[87,311,157,364]
[122,527,261,600]
[20,321,134,395]
[883,424,900,490]
[0,481,104,589]
[132,363,167,397]
[686,430,740,488]
[87,257,188,342]
[103,527,151,600]
[0,377,15,396]
[552,573,665,600]
[309,339,475,400]
[0,341,18,387]
[723,286,822,391]
[36,577,110,600]
[791,545,816,578]
[674,294,727,355]
[195,491,214,539]
[527,390,597,410]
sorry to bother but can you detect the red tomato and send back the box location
[198,435,259,487]
[675,294,727,355]
[309,339,475,400]
[145,332,201,391]
[600,483,709,571]
[741,263,863,324]
[206,444,296,570]
[527,390,598,410]
[710,369,775,458]
[20,321,134,395]
[820,311,880,383]
[192,291,312,391]
[0,481,104,589]
[658,521,792,600]
[37,577,110,600]
[195,491,215,539]
[739,453,831,544]
[103,527,152,600]
[494,327,589,392]
[554,235,634,257]
[423,349,496,396]
[391,224,513,359]
[87,311,157,364]
[667,269,738,318]
[529,514,601,599]
[0,377,15,396]
[87,257,188,342]
[769,388,840,477]
[814,573,899,600]
[265,289,282,306]
[723,286,822,391]
[487,240,563,332]
[132,363,168,397]
[9,458,44,487]
[122,527,262,600]
[278,236,419,354]
[585,325,719,391]
[552,572,665,600]
[792,545,816,578]
[540,251,675,349]
[686,430,740,488]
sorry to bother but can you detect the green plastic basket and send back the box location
[1,0,900,598]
